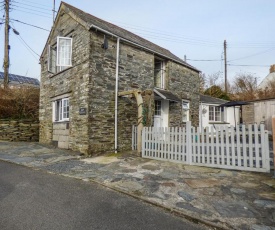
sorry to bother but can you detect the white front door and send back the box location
[154,100,162,127]
[154,100,169,127]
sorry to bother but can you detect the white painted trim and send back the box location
[56,36,73,67]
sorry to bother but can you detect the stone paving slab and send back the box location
[0,141,275,230]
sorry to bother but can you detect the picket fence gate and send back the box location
[134,122,270,173]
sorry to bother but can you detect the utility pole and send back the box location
[3,0,10,89]
[224,40,227,94]
[52,0,55,25]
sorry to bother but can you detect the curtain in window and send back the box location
[57,37,72,67]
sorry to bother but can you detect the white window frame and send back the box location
[47,37,72,73]
[53,98,69,122]
[154,59,165,89]
[209,105,223,122]
[182,100,190,122]
[47,45,57,73]
[56,36,73,67]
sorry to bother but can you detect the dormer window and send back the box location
[48,36,72,74]
[154,58,166,89]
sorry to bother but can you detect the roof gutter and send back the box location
[89,24,199,72]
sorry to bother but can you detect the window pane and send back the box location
[62,99,69,119]
[154,100,161,116]
[215,107,221,121]
[154,61,161,88]
[182,102,189,110]
[59,100,62,121]
[209,106,214,121]
[57,37,72,67]
[154,60,165,88]
[48,46,56,73]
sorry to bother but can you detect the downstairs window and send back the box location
[53,98,69,122]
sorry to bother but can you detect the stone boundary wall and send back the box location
[0,119,39,142]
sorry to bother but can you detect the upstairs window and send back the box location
[53,98,69,122]
[48,37,72,74]
[154,59,166,89]
[209,106,224,122]
[182,101,190,122]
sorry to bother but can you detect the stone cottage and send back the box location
[39,2,200,155]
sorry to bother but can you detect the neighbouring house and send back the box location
[243,97,275,133]
[0,72,40,88]
[39,2,200,155]
[258,64,275,90]
[199,94,240,130]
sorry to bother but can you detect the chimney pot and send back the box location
[270,64,275,73]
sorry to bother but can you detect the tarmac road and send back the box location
[0,160,208,230]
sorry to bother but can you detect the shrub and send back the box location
[0,87,40,120]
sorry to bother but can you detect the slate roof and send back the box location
[200,94,228,105]
[154,88,181,102]
[0,72,40,86]
[61,2,199,72]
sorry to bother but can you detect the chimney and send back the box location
[270,64,275,73]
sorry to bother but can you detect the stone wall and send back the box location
[0,119,39,142]
[168,61,200,127]
[89,32,155,154]
[242,104,255,125]
[40,11,90,154]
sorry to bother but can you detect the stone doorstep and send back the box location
[58,141,69,149]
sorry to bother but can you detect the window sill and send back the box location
[53,120,69,124]
[209,121,229,124]
[48,66,73,78]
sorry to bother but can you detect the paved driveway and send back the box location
[0,142,274,230]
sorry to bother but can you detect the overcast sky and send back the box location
[0,0,274,86]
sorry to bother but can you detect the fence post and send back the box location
[272,116,275,177]
[186,121,192,165]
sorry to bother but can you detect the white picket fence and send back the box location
[136,122,271,173]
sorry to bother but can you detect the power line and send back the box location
[228,48,275,62]
[13,1,53,11]
[106,18,275,49]
[228,64,270,67]
[18,0,50,8]
[11,8,51,18]
[108,19,223,44]
[11,4,52,15]
[11,19,50,31]
[10,23,40,59]
[17,35,39,59]
[187,59,223,62]
[125,31,222,47]
[228,41,275,48]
